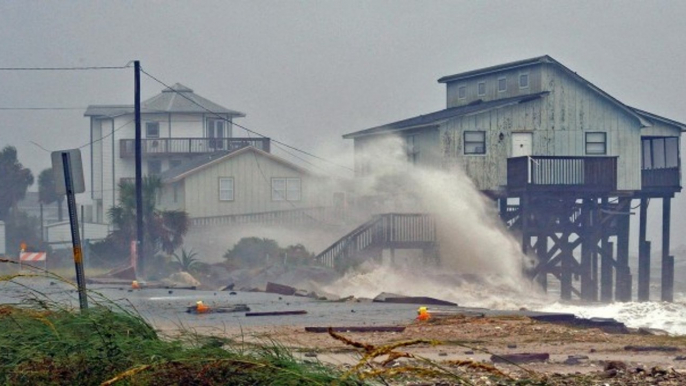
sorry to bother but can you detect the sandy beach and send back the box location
[187,312,686,385]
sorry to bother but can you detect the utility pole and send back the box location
[134,60,144,278]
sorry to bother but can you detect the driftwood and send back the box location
[491,353,550,363]
[305,326,406,333]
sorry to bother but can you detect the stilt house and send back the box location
[343,55,685,302]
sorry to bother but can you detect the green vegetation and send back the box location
[172,248,199,272]
[0,262,362,386]
[38,168,64,222]
[0,146,34,222]
[223,237,315,268]
[92,176,190,267]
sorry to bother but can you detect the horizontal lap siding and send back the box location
[182,152,324,218]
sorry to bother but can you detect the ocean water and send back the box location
[321,262,686,336]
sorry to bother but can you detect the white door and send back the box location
[512,132,533,157]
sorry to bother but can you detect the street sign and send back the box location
[51,149,85,194]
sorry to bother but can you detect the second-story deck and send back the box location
[507,156,618,194]
[120,137,271,158]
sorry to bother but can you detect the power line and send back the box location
[0,65,131,71]
[29,119,134,153]
[139,67,354,173]
[0,107,86,111]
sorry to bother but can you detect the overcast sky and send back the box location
[1,1,685,242]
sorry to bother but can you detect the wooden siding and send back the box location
[446,66,542,108]
[437,66,644,191]
[641,121,681,137]
[170,151,329,218]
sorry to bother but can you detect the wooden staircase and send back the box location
[316,213,437,270]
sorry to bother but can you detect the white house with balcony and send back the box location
[85,83,269,224]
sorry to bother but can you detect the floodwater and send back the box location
[0,276,426,331]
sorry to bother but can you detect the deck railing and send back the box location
[508,156,617,192]
[120,137,270,157]
[641,167,681,191]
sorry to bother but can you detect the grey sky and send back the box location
[1,1,685,241]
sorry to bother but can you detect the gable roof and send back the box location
[85,83,245,118]
[343,92,548,139]
[438,55,650,127]
[630,108,686,132]
[160,146,312,183]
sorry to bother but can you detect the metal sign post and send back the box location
[53,150,88,311]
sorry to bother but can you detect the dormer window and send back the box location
[477,81,486,96]
[498,77,507,92]
[519,73,529,89]
[458,85,466,99]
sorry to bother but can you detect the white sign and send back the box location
[51,149,85,194]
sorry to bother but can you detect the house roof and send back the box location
[343,92,549,139]
[442,56,653,128]
[84,83,245,118]
[630,108,686,132]
[160,146,312,183]
[437,55,553,84]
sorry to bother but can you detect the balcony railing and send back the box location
[120,137,271,158]
[642,167,681,191]
[507,156,617,193]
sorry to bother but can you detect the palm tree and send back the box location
[107,176,190,258]
[38,168,64,221]
[0,146,34,221]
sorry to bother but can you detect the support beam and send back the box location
[638,198,650,301]
[600,197,614,302]
[615,198,632,301]
[580,199,595,301]
[535,235,548,291]
[661,197,674,302]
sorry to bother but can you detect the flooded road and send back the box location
[0,277,425,331]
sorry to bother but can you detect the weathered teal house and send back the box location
[343,56,685,302]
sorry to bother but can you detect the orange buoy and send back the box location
[416,306,430,321]
[196,301,210,313]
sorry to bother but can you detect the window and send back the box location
[458,85,466,99]
[464,131,486,155]
[642,137,679,169]
[272,177,301,201]
[207,118,226,149]
[219,177,234,201]
[585,132,607,155]
[519,73,529,89]
[477,81,486,96]
[146,122,160,138]
[498,77,507,92]
[406,135,419,164]
[147,160,162,175]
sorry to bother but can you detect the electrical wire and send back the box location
[0,65,131,71]
[29,119,134,153]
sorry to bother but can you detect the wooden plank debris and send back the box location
[245,310,307,317]
[304,326,406,333]
[265,282,297,296]
[372,292,457,306]
[186,304,250,314]
[491,352,550,363]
